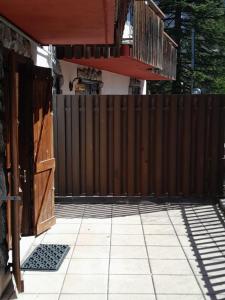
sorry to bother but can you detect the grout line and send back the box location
[58,202,87,298]
[138,204,158,300]
[167,205,207,300]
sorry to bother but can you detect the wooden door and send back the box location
[32,66,56,235]
[19,64,55,236]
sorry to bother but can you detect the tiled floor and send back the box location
[13,198,225,300]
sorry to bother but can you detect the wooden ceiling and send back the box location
[0,0,115,45]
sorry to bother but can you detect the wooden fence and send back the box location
[53,95,225,197]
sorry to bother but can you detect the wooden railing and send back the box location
[161,32,177,80]
[132,1,177,79]
[133,0,164,70]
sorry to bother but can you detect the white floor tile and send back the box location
[67,259,109,274]
[111,235,145,246]
[153,275,202,294]
[72,246,110,259]
[110,259,150,274]
[23,274,65,293]
[62,275,108,294]
[110,246,147,259]
[76,234,110,246]
[109,275,154,293]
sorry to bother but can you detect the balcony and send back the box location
[57,0,177,81]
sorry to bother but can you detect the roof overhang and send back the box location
[64,45,171,81]
[0,0,115,45]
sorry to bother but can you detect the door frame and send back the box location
[3,48,33,293]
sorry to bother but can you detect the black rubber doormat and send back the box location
[21,244,70,271]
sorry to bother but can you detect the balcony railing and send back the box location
[132,0,164,70]
[161,32,177,80]
[131,0,177,79]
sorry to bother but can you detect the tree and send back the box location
[150,0,225,94]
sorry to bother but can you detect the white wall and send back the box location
[101,70,130,95]
[59,60,148,95]
[60,60,79,95]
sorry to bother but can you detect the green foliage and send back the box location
[150,0,225,94]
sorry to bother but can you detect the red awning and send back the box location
[0,0,115,45]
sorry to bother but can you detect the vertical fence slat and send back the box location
[210,98,220,194]
[141,96,149,195]
[108,96,114,194]
[65,96,72,195]
[190,98,198,194]
[94,97,100,194]
[114,96,121,194]
[177,98,184,195]
[57,95,66,196]
[149,98,155,194]
[182,96,192,196]
[135,96,141,194]
[72,96,80,195]
[155,96,163,196]
[100,96,108,195]
[122,97,128,194]
[196,96,206,195]
[128,96,135,195]
[219,96,225,197]
[163,95,169,195]
[53,96,59,195]
[80,96,86,194]
[86,96,94,195]
[168,96,177,196]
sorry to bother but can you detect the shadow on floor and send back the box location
[55,196,225,299]
[181,204,225,299]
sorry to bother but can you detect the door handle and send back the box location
[20,170,27,183]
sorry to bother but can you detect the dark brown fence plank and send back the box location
[72,96,80,195]
[53,96,59,195]
[149,98,155,195]
[155,96,163,196]
[56,95,66,195]
[86,96,94,195]
[94,97,100,194]
[141,96,149,195]
[80,96,86,194]
[182,96,192,196]
[108,96,114,194]
[190,98,198,194]
[127,96,135,195]
[135,96,142,194]
[168,96,177,196]
[100,96,108,195]
[177,98,184,195]
[65,96,72,195]
[114,96,122,194]
[163,96,169,195]
[196,96,206,195]
[210,98,220,194]
[122,97,128,194]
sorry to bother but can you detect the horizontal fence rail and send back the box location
[53,95,225,197]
